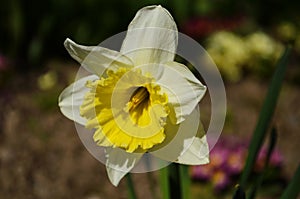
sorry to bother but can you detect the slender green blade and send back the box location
[239,46,291,188]
[280,164,300,199]
[179,165,191,199]
[126,174,137,199]
[160,166,171,199]
[248,128,277,199]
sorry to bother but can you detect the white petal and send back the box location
[64,38,133,76]
[176,135,209,165]
[157,61,206,124]
[150,107,208,165]
[121,5,178,66]
[58,75,98,125]
[105,148,143,186]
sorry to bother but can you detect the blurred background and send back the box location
[0,0,300,199]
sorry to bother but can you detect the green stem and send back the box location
[126,174,137,199]
[280,164,300,199]
[239,46,291,189]
[160,166,171,199]
[248,128,277,199]
[179,165,191,199]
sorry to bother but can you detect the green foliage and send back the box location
[239,46,291,189]
[1,0,299,71]
[179,165,191,199]
[248,128,278,199]
[160,166,171,199]
[126,174,137,199]
[280,164,300,199]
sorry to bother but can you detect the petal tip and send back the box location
[63,38,73,48]
[106,166,126,187]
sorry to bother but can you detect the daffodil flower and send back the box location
[59,5,209,186]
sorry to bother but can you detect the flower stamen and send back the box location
[128,86,150,111]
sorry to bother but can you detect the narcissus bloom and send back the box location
[59,5,209,186]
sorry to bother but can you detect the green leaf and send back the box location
[126,174,137,199]
[239,46,292,189]
[248,128,278,199]
[280,164,300,199]
[179,165,191,199]
[160,166,171,199]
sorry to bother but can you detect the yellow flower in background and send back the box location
[38,71,57,90]
[58,5,209,186]
[276,22,297,41]
[206,31,249,81]
[245,31,283,73]
[206,30,283,81]
[245,31,283,60]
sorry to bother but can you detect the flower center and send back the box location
[80,68,169,152]
[128,86,149,111]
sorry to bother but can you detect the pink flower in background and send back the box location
[212,170,231,191]
[210,146,229,168]
[225,147,246,175]
[191,163,214,180]
[255,146,284,171]
[270,150,284,167]
[182,15,245,38]
[191,136,284,192]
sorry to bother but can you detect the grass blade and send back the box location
[160,166,171,199]
[179,165,191,199]
[248,128,277,199]
[280,164,300,199]
[239,46,292,188]
[126,174,137,199]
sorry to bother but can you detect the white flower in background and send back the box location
[58,5,209,186]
